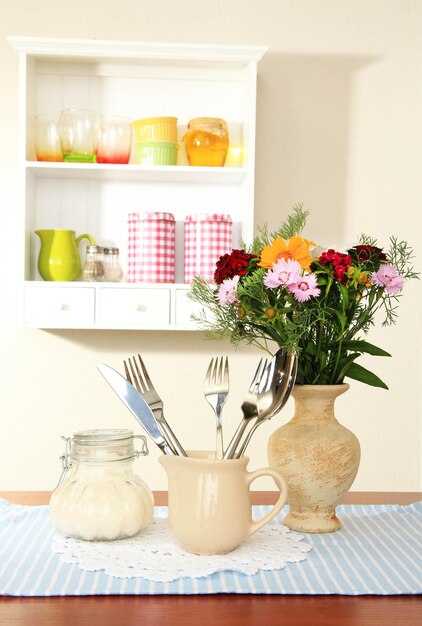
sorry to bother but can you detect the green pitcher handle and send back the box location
[75,233,95,247]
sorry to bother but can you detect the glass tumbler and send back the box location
[97,115,132,164]
[33,114,63,162]
[59,108,99,163]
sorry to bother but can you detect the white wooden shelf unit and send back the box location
[9,36,267,330]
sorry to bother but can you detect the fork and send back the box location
[204,356,229,460]
[222,357,268,460]
[124,354,187,457]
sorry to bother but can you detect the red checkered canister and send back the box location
[128,212,175,283]
[184,213,233,283]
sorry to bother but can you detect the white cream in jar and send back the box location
[49,429,154,541]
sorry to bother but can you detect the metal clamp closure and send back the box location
[55,436,72,489]
[134,435,149,457]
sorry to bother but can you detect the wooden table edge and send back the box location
[1,491,421,506]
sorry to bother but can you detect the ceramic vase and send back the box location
[267,384,360,533]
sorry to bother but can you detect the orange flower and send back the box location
[258,235,314,271]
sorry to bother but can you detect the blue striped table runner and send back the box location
[0,499,421,596]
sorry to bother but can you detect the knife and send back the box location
[97,363,175,455]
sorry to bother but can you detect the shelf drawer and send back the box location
[99,288,171,325]
[174,288,204,326]
[24,286,95,325]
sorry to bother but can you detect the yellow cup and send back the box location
[132,116,178,143]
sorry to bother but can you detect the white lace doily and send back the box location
[52,508,311,582]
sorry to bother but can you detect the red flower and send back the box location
[319,249,353,284]
[348,244,387,268]
[214,249,256,284]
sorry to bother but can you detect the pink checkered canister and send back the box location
[139,212,175,283]
[127,212,142,283]
[184,213,233,283]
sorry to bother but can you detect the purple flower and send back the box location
[264,258,302,289]
[370,264,405,295]
[288,273,321,302]
[217,275,240,306]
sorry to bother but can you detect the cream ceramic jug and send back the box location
[160,450,288,555]
[35,229,95,281]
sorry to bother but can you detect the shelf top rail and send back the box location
[8,36,268,66]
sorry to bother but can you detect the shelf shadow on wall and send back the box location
[41,327,242,356]
[254,52,377,243]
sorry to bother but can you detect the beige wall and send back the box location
[0,0,420,492]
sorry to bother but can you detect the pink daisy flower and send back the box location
[370,264,405,295]
[288,273,321,302]
[264,258,302,289]
[217,275,240,306]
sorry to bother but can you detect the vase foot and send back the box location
[284,507,341,533]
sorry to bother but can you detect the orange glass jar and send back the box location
[184,118,229,167]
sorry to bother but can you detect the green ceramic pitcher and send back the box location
[35,229,95,281]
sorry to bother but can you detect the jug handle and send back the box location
[246,467,288,538]
[75,233,95,247]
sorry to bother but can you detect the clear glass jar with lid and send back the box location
[183,117,229,167]
[103,246,124,282]
[82,244,104,281]
[49,429,154,541]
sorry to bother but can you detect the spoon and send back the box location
[235,354,297,458]
[223,349,288,459]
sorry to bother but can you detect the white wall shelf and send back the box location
[10,36,267,330]
[23,281,203,330]
[25,162,248,184]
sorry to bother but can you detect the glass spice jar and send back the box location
[103,246,124,282]
[183,117,229,167]
[82,244,104,281]
[49,429,154,541]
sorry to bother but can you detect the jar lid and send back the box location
[86,245,103,253]
[73,429,133,444]
[70,429,141,463]
[141,211,175,222]
[185,213,232,224]
[104,247,119,255]
[187,117,228,132]
[56,430,149,484]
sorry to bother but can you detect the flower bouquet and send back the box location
[189,205,418,389]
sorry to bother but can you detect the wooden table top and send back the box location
[0,491,421,626]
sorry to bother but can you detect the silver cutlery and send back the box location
[97,363,175,455]
[124,354,187,457]
[224,349,294,459]
[222,356,269,460]
[224,349,288,458]
[236,353,298,458]
[204,356,229,460]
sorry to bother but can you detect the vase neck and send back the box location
[291,385,349,424]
